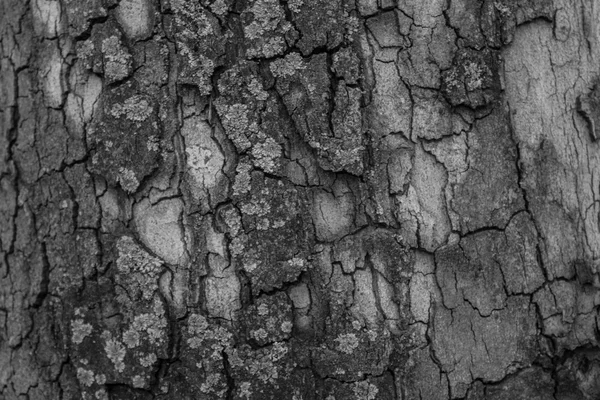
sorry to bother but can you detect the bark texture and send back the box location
[2,0,600,399]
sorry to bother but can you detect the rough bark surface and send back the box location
[2,0,600,399]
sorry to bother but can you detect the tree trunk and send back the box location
[2,0,600,398]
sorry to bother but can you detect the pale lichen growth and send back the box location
[132,375,145,388]
[353,381,379,400]
[179,44,215,95]
[95,374,106,385]
[247,78,268,101]
[216,103,253,151]
[240,190,271,216]
[171,0,218,94]
[117,167,139,193]
[172,0,214,38]
[270,53,305,78]
[187,314,233,355]
[335,333,359,354]
[110,95,152,122]
[232,161,252,196]
[140,353,157,367]
[122,329,140,348]
[222,206,243,235]
[147,135,160,152]
[104,337,126,372]
[243,0,291,58]
[210,0,228,15]
[239,381,253,399]
[251,328,269,341]
[101,36,132,82]
[200,372,223,394]
[71,319,93,344]
[95,389,109,400]
[116,235,163,302]
[228,342,289,383]
[251,136,281,173]
[281,321,293,333]
[130,312,167,345]
[288,0,303,13]
[77,367,95,387]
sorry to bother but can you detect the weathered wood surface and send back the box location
[2,0,600,398]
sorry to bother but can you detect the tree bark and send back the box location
[2,0,600,399]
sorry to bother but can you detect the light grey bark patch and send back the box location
[133,197,187,266]
[396,347,449,400]
[503,16,598,279]
[411,88,453,140]
[368,59,412,137]
[431,297,538,398]
[450,107,525,233]
[435,234,508,316]
[180,115,227,213]
[311,179,356,242]
[365,11,406,48]
[115,0,155,41]
[474,366,556,400]
[396,144,451,252]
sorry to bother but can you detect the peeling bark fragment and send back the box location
[396,145,451,252]
[534,280,600,351]
[368,60,412,137]
[64,164,101,229]
[274,53,366,175]
[61,0,117,37]
[366,132,413,226]
[230,174,314,294]
[396,16,456,89]
[555,348,600,400]
[447,0,486,49]
[441,48,501,108]
[432,297,538,399]
[216,62,287,176]
[88,81,162,193]
[412,88,453,140]
[332,46,362,85]
[288,0,349,56]
[77,20,133,84]
[577,81,600,141]
[482,367,555,399]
